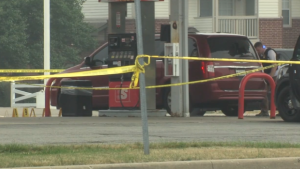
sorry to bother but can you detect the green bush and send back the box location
[0,82,11,107]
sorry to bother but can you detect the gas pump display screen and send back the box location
[109,37,119,48]
[120,36,135,48]
[108,33,137,61]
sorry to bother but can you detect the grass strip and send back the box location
[0,141,300,168]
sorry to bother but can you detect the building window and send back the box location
[282,0,291,26]
[200,0,212,17]
[219,0,234,16]
[246,0,255,16]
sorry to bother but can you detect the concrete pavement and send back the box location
[0,115,299,145]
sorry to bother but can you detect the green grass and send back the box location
[0,141,300,168]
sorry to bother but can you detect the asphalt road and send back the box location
[0,116,299,145]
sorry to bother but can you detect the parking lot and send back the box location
[0,115,299,145]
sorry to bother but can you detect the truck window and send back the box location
[188,38,198,57]
[207,37,256,59]
[92,46,108,66]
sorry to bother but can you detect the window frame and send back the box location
[218,0,235,16]
[282,0,292,27]
[206,37,258,60]
[199,0,213,18]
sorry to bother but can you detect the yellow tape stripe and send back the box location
[15,64,280,90]
[142,55,299,64]
[0,66,136,82]
[0,69,65,73]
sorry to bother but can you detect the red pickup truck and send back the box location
[50,33,267,116]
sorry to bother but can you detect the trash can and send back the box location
[59,80,93,117]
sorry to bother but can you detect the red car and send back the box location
[50,33,267,116]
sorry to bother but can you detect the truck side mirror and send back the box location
[84,57,91,66]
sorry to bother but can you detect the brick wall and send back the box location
[259,18,283,48]
[125,19,169,33]
[283,19,300,48]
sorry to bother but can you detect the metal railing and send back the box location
[217,16,259,38]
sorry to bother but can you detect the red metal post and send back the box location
[238,73,276,119]
[45,78,55,117]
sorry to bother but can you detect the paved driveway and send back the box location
[0,116,298,145]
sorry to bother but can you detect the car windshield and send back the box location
[207,37,257,59]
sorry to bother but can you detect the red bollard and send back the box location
[45,78,56,117]
[238,73,276,119]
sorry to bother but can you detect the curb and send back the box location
[2,157,300,169]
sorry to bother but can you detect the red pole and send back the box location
[238,73,276,119]
[269,77,276,119]
[238,75,248,119]
[45,78,55,117]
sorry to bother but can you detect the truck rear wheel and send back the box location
[163,87,205,116]
[163,88,171,115]
[277,86,300,122]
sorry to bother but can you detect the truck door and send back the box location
[289,36,300,101]
[79,45,109,109]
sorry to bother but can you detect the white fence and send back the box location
[10,82,45,108]
[217,16,259,38]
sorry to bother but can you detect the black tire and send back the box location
[163,87,171,115]
[163,87,205,116]
[277,86,300,122]
[221,106,244,116]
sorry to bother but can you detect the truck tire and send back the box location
[164,87,205,116]
[277,86,300,122]
[163,87,171,115]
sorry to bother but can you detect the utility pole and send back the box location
[169,0,189,117]
[169,0,182,117]
[134,0,150,155]
[179,0,190,117]
[44,0,50,85]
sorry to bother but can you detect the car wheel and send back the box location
[277,86,300,122]
[221,106,244,116]
[163,88,172,115]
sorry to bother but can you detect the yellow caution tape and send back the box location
[0,65,137,82]
[0,69,64,73]
[130,55,151,88]
[14,63,281,90]
[142,55,300,65]
[1,54,292,90]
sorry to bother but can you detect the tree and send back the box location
[0,0,97,69]
[0,0,29,69]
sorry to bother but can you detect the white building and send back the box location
[82,0,300,48]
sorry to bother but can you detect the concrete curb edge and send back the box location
[3,157,300,169]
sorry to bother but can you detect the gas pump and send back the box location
[107,33,140,110]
